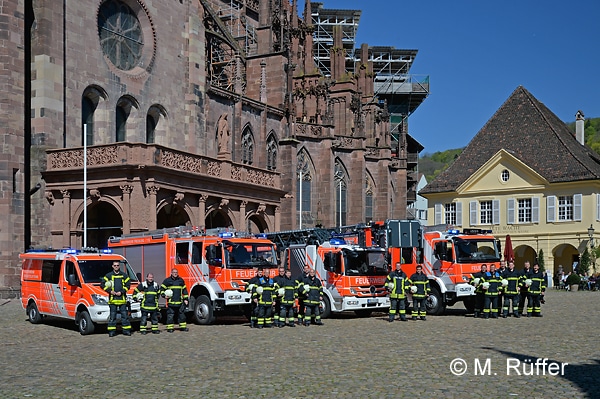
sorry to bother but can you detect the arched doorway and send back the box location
[514,245,537,271]
[553,244,579,275]
[157,203,190,229]
[205,209,231,229]
[247,214,267,234]
[78,201,122,249]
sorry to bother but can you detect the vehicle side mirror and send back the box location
[67,273,78,286]
[136,272,142,281]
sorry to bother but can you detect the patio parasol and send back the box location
[504,234,514,262]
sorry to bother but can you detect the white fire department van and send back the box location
[20,248,141,335]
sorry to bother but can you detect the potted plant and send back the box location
[565,272,581,291]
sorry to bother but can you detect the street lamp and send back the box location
[588,224,595,248]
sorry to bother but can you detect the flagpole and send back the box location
[83,124,87,248]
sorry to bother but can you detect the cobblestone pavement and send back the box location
[0,290,599,399]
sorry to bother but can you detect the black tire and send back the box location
[77,310,95,335]
[463,296,476,313]
[426,287,445,315]
[193,295,214,325]
[354,309,373,318]
[320,296,331,319]
[27,302,43,324]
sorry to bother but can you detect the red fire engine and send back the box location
[108,226,278,324]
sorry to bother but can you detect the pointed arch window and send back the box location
[296,149,313,228]
[266,133,278,171]
[334,161,347,227]
[365,175,374,223]
[241,128,254,165]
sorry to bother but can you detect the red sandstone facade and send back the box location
[0,0,423,290]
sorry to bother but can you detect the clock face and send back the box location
[98,0,144,71]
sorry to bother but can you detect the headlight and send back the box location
[349,288,357,295]
[231,282,239,289]
[92,294,109,306]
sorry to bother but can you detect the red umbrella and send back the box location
[504,234,515,262]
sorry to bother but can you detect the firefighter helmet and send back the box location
[256,286,264,294]
[410,285,417,294]
[303,284,310,293]
[164,289,174,298]
[473,277,481,286]
[387,282,394,290]
[482,282,490,290]
[501,279,509,287]
[104,280,112,290]
[525,279,532,287]
[278,288,285,296]
[136,292,144,301]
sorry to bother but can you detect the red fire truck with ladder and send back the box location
[265,228,390,318]
[369,220,502,315]
[108,226,278,325]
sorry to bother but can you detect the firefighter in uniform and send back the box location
[296,264,310,325]
[527,262,546,317]
[272,266,286,327]
[160,268,189,332]
[134,273,161,334]
[408,265,430,321]
[301,268,324,326]
[245,266,260,328]
[518,261,532,315]
[469,264,487,318]
[253,266,275,328]
[385,262,409,322]
[501,261,521,318]
[482,264,502,319]
[277,269,298,327]
[103,261,132,337]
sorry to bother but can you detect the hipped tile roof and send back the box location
[420,86,600,194]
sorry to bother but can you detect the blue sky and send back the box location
[296,0,600,154]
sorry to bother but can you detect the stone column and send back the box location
[120,185,134,234]
[239,200,248,231]
[60,190,71,248]
[198,194,208,230]
[146,185,160,230]
[274,206,281,232]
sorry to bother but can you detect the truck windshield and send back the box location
[454,238,500,263]
[224,242,278,269]
[78,260,139,283]
[344,250,388,276]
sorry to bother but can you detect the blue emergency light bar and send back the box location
[219,232,235,238]
[329,238,346,245]
[255,233,268,239]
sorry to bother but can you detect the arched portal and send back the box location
[553,243,579,275]
[205,209,232,229]
[157,203,190,229]
[514,245,537,271]
[78,201,122,249]
[247,214,267,234]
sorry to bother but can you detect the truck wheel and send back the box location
[27,302,43,324]
[193,295,214,325]
[463,297,476,314]
[354,309,373,318]
[77,310,96,335]
[320,296,331,319]
[426,287,445,315]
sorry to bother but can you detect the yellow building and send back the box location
[420,86,600,282]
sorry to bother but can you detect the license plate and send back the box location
[367,298,378,304]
